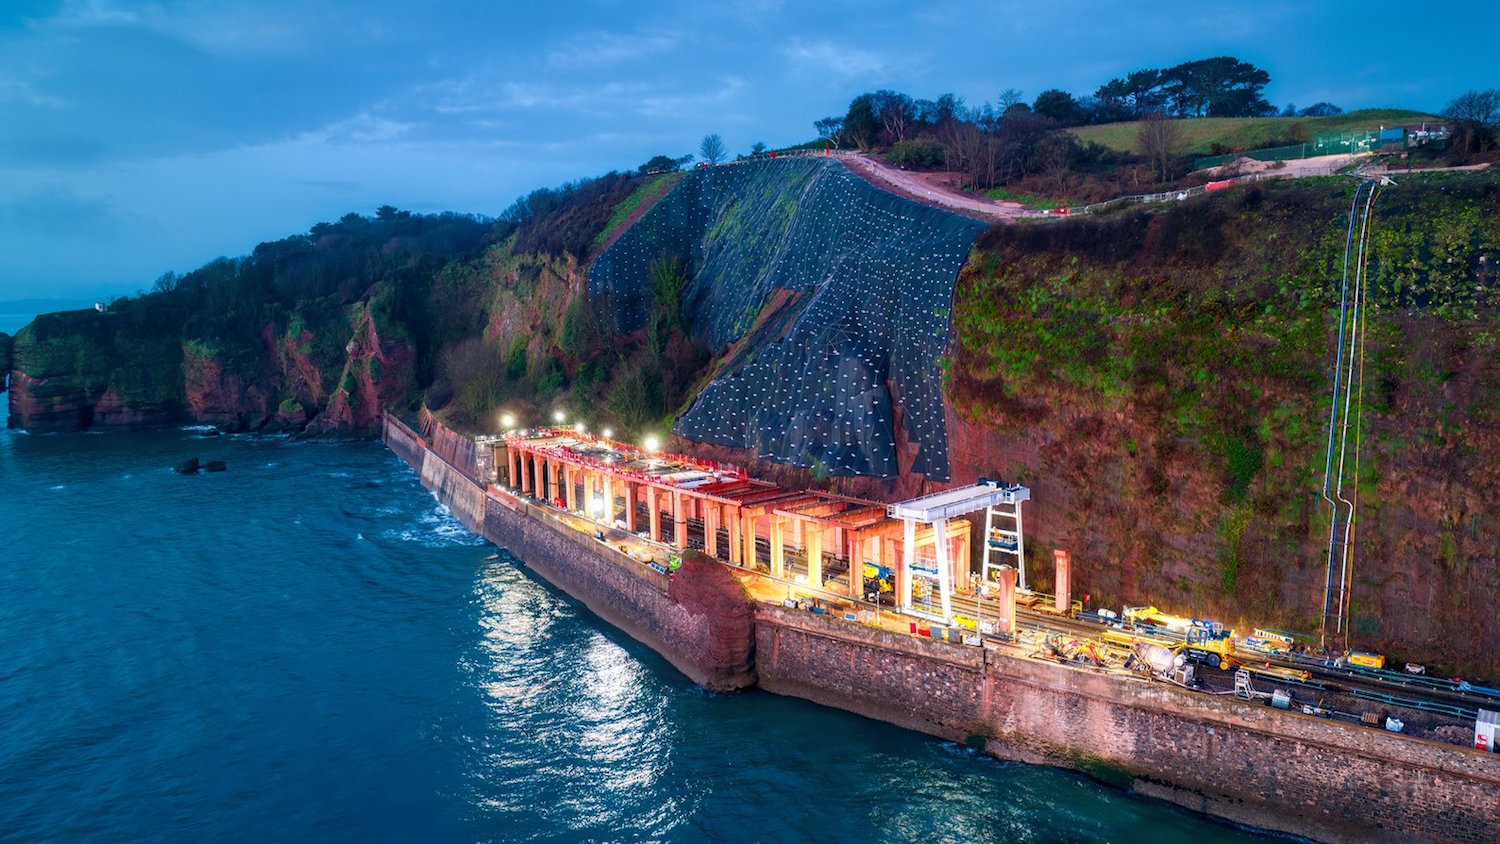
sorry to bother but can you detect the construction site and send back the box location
[479,419,1499,750]
[387,405,1500,844]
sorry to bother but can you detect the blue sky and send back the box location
[1,0,1493,302]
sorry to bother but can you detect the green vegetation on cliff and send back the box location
[9,209,500,431]
[950,171,1500,673]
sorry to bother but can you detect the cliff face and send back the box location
[947,173,1500,674]
[6,211,492,433]
[0,332,10,396]
[304,300,417,435]
[593,158,986,480]
[7,310,183,429]
[6,299,411,434]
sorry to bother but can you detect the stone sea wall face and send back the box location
[381,413,428,469]
[481,495,754,692]
[754,606,1500,844]
[384,412,755,692]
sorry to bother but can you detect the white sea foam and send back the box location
[383,504,486,548]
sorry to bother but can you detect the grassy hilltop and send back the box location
[1069,108,1441,155]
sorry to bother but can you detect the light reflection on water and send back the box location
[455,550,1273,844]
[463,557,690,840]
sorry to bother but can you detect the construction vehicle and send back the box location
[862,562,895,605]
[1184,626,1236,670]
[1123,605,1235,668]
[1123,605,1193,634]
[1344,649,1387,670]
[1042,634,1104,667]
[1130,641,1187,679]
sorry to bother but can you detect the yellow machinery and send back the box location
[1345,650,1386,670]
[1243,663,1313,684]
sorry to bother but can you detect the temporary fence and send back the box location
[1193,129,1391,170]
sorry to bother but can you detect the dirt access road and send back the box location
[838,150,1494,222]
[835,152,1035,222]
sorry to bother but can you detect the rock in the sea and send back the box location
[175,457,200,474]
[204,460,227,472]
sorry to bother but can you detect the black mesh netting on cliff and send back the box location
[588,157,988,481]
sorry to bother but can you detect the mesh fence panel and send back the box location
[589,158,987,481]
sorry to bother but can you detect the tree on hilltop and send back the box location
[1161,57,1273,117]
[1299,102,1342,117]
[813,116,844,145]
[639,154,692,174]
[1443,90,1500,152]
[1094,69,1165,121]
[1137,111,1184,183]
[842,95,881,150]
[1033,88,1080,124]
[699,134,727,165]
[870,90,917,143]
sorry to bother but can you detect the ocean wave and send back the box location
[381,505,486,548]
[178,424,218,433]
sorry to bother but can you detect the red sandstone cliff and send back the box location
[305,303,417,435]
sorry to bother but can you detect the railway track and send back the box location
[1015,605,1499,720]
[548,498,1495,724]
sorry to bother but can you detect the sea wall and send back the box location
[381,413,428,468]
[382,410,1500,843]
[383,411,755,692]
[755,605,1500,844]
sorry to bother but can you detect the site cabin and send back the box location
[1477,709,1499,752]
[1345,649,1387,670]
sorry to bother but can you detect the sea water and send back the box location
[0,380,1272,842]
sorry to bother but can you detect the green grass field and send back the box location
[1069,109,1441,155]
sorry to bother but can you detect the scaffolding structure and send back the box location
[980,484,1031,589]
[888,480,1031,624]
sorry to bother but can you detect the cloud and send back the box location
[297,179,363,193]
[413,75,652,120]
[0,79,67,109]
[0,184,151,238]
[780,39,895,81]
[43,0,140,28]
[547,31,679,70]
[640,76,748,118]
[304,111,422,145]
[37,0,311,55]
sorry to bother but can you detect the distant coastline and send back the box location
[2,300,88,334]
[1,315,33,335]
